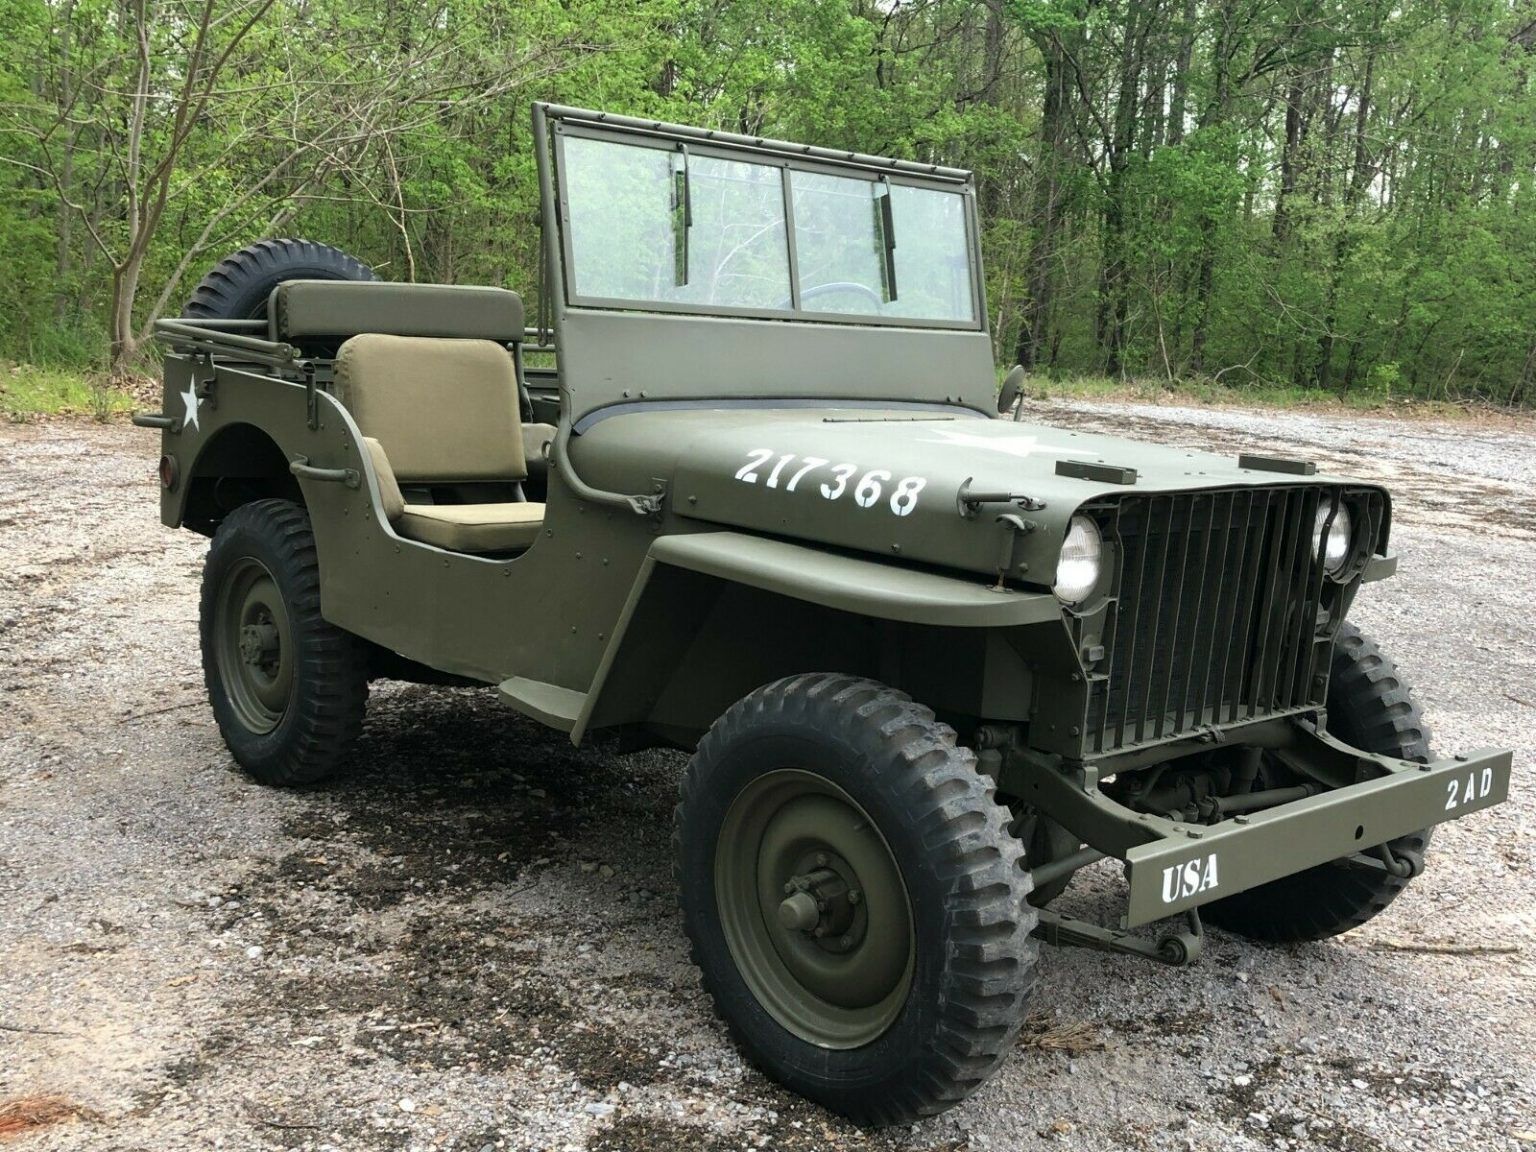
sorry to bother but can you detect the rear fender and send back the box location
[174,420,298,533]
[158,357,317,532]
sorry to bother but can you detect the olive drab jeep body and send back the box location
[134,104,1513,1124]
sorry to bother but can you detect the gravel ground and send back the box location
[1,401,1533,1152]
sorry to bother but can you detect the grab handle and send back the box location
[289,456,359,489]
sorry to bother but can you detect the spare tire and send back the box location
[183,238,375,322]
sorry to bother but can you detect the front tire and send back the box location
[1203,623,1433,942]
[200,499,367,785]
[674,674,1036,1125]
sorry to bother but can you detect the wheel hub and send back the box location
[239,620,280,666]
[714,769,914,1049]
[778,861,865,953]
[213,557,293,735]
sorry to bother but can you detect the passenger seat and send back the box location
[334,333,544,554]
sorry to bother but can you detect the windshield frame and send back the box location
[551,119,985,332]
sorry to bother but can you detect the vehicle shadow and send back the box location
[280,681,657,902]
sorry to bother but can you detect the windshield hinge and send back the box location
[991,512,1039,590]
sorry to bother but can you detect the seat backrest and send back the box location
[272,281,524,345]
[334,334,526,482]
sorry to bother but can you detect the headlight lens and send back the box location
[1054,515,1103,603]
[1313,501,1353,573]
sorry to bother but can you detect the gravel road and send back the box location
[2,400,1533,1152]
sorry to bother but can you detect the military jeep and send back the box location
[134,104,1512,1124]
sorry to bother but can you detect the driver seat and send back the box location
[334,333,544,554]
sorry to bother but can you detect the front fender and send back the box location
[651,532,1060,628]
[571,530,1059,743]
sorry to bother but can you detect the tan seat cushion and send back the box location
[274,281,524,344]
[363,435,542,554]
[396,502,544,554]
[334,334,526,482]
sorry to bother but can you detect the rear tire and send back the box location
[183,238,375,322]
[674,674,1037,1125]
[1203,623,1433,943]
[200,499,368,786]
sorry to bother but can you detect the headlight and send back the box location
[1313,501,1353,574]
[1054,515,1103,603]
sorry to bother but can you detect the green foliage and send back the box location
[1,0,1535,404]
[0,363,129,422]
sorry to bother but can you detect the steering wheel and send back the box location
[777,281,884,313]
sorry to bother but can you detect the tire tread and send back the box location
[183,238,375,320]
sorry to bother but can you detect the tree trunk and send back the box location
[1187,0,1238,376]
[1098,2,1152,376]
[1272,73,1306,244]
[109,256,143,371]
[1188,226,1215,375]
[976,0,1008,216]
[1167,0,1196,146]
[1015,29,1071,370]
[1316,19,1379,391]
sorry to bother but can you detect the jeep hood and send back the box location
[570,406,1385,588]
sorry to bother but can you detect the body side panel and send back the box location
[160,360,650,690]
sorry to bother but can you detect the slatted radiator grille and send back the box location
[1081,487,1381,754]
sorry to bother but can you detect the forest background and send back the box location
[5,0,1536,412]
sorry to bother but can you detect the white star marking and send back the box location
[919,426,1086,459]
[180,383,202,432]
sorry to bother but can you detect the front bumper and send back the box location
[1122,734,1511,927]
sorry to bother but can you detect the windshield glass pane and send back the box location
[563,136,791,310]
[788,171,889,317]
[888,183,974,322]
[790,172,973,322]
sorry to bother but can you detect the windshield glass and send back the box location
[789,172,973,322]
[559,133,976,326]
[564,136,791,310]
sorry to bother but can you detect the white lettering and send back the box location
[734,448,774,483]
[1199,854,1220,893]
[733,449,928,516]
[1161,853,1221,903]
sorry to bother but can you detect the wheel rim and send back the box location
[715,769,913,1049]
[213,556,293,734]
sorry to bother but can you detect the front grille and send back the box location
[1081,486,1383,754]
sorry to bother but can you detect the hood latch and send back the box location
[957,476,1046,519]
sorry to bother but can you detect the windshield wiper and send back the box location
[875,176,898,302]
[673,144,693,286]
